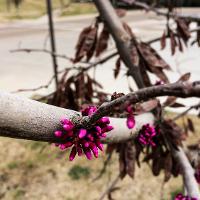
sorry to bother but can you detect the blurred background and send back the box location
[0,1,200,199]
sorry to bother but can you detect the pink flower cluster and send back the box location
[126,106,135,129]
[137,124,157,146]
[54,106,113,161]
[194,169,200,184]
[175,193,198,200]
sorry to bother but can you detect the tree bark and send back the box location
[173,147,200,199]
[0,91,154,143]
[94,0,144,88]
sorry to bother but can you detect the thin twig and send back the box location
[93,152,113,182]
[98,173,120,200]
[128,0,200,22]
[12,52,119,93]
[81,81,200,127]
[173,101,200,121]
[10,48,74,62]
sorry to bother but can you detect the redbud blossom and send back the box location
[174,193,198,200]
[54,130,62,137]
[137,124,157,146]
[126,106,135,129]
[54,106,113,161]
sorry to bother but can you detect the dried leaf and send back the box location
[75,72,85,99]
[115,8,126,18]
[130,43,139,66]
[187,118,195,133]
[150,67,169,83]
[169,102,185,108]
[164,152,172,182]
[95,25,110,57]
[178,37,183,52]
[114,57,121,79]
[119,142,136,179]
[139,59,152,86]
[134,99,159,114]
[163,96,177,107]
[152,156,162,176]
[170,30,177,55]
[85,75,93,102]
[123,22,135,38]
[177,72,191,82]
[161,31,166,50]
[125,143,136,178]
[197,22,200,47]
[171,158,180,177]
[162,120,185,148]
[176,18,191,44]
[74,24,98,62]
[135,142,142,167]
[138,42,170,69]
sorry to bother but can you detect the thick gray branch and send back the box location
[94,0,144,88]
[0,91,154,143]
[173,147,200,199]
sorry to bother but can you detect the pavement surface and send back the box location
[0,9,199,110]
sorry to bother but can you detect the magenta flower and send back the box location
[126,105,135,129]
[194,169,200,184]
[137,124,157,146]
[54,106,113,161]
[174,193,198,200]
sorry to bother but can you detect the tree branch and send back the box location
[0,91,154,143]
[173,101,200,121]
[94,0,144,88]
[82,81,200,126]
[10,48,74,62]
[173,147,200,198]
[128,0,200,22]
[0,81,199,142]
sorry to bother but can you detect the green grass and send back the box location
[68,165,91,180]
[7,161,19,170]
[13,188,26,200]
[0,0,96,22]
[60,3,96,16]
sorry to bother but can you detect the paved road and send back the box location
[0,10,199,110]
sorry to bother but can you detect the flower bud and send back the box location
[102,125,113,133]
[54,130,62,137]
[69,146,77,161]
[126,114,135,129]
[99,117,110,124]
[63,124,74,131]
[95,140,104,151]
[77,146,83,156]
[78,129,87,139]
[83,148,92,160]
[59,142,73,150]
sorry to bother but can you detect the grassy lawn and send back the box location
[60,2,96,16]
[0,0,96,22]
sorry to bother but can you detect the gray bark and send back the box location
[0,91,154,143]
